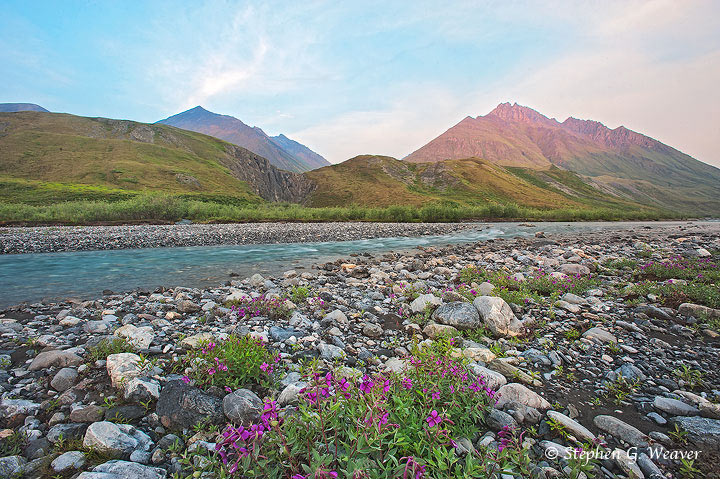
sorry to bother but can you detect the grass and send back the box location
[0,192,674,225]
[86,337,136,362]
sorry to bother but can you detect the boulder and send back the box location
[410,294,442,313]
[422,323,458,339]
[83,421,153,458]
[28,350,82,371]
[223,389,263,424]
[558,264,590,276]
[473,296,531,336]
[106,353,142,388]
[495,383,551,409]
[51,368,79,392]
[582,327,616,343]
[671,416,720,448]
[114,324,154,349]
[546,411,596,443]
[155,380,225,430]
[51,451,86,473]
[77,460,167,479]
[653,396,699,416]
[432,302,481,330]
[593,415,648,447]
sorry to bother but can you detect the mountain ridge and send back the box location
[157,106,329,173]
[0,103,49,113]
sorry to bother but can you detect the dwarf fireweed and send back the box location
[181,334,278,390]
[228,294,292,321]
[211,337,531,478]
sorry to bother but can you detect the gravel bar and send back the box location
[0,222,476,254]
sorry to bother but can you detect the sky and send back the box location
[1,0,719,166]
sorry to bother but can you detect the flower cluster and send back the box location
[229,294,292,320]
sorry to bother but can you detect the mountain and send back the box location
[270,134,329,171]
[0,103,49,113]
[405,102,720,213]
[303,154,658,217]
[0,111,312,204]
[157,106,329,173]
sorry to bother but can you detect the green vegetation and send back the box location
[86,337,135,362]
[626,281,720,309]
[180,335,278,390]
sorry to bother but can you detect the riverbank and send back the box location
[0,222,719,478]
[0,222,475,254]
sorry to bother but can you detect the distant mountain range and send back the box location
[0,103,49,113]
[1,101,719,217]
[157,106,329,173]
[405,102,720,212]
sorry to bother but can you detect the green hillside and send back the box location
[0,111,263,204]
[305,155,661,215]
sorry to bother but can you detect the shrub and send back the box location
[227,294,292,321]
[210,338,534,478]
[181,335,278,390]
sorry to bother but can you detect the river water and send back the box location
[0,221,698,308]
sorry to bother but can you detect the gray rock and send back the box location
[0,398,40,418]
[83,421,153,458]
[47,423,87,443]
[78,460,167,479]
[318,342,344,360]
[554,300,580,313]
[269,326,304,342]
[558,264,590,276]
[612,448,644,478]
[0,456,25,478]
[124,377,161,402]
[155,380,225,430]
[432,302,481,330]
[593,415,648,447]
[637,452,663,479]
[323,309,348,327]
[410,293,442,313]
[223,389,263,424]
[51,367,79,392]
[678,303,720,319]
[469,364,506,390]
[278,383,304,406]
[422,323,458,339]
[51,451,86,473]
[486,408,517,431]
[546,411,596,443]
[495,383,551,409]
[473,296,531,336]
[653,396,699,416]
[671,416,720,448]
[70,405,105,423]
[177,300,200,313]
[28,350,83,370]
[582,327,616,343]
[362,322,383,338]
[114,324,154,349]
[106,353,142,388]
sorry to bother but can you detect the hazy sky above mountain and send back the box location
[1,0,718,166]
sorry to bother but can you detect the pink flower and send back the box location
[181,375,190,384]
[402,377,413,389]
[431,391,440,400]
[260,362,273,374]
[426,410,442,428]
[359,375,374,394]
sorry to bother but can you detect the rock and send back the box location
[678,302,720,319]
[546,411,596,443]
[582,327,617,343]
[106,353,142,388]
[78,460,167,479]
[278,384,304,406]
[179,333,214,349]
[223,389,263,424]
[473,296,530,336]
[635,305,673,322]
[488,359,541,387]
[114,324,155,349]
[83,421,153,458]
[269,326,304,342]
[462,347,496,363]
[28,350,82,371]
[155,380,225,431]
[593,415,648,447]
[0,456,25,478]
[637,452,663,479]
[70,405,105,423]
[177,300,200,313]
[495,383,551,409]
[318,342,344,360]
[47,423,87,443]
[51,367,79,392]
[248,273,265,287]
[410,294,442,313]
[538,440,572,460]
[671,416,720,448]
[0,399,40,419]
[561,293,586,304]
[559,264,590,276]
[477,282,495,295]
[553,300,580,313]
[383,357,407,373]
[51,450,86,473]
[612,448,644,478]
[324,309,348,327]
[653,396,699,416]
[124,377,161,402]
[469,364,507,390]
[422,323,458,339]
[430,302,480,330]
[486,408,517,431]
[362,322,383,338]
